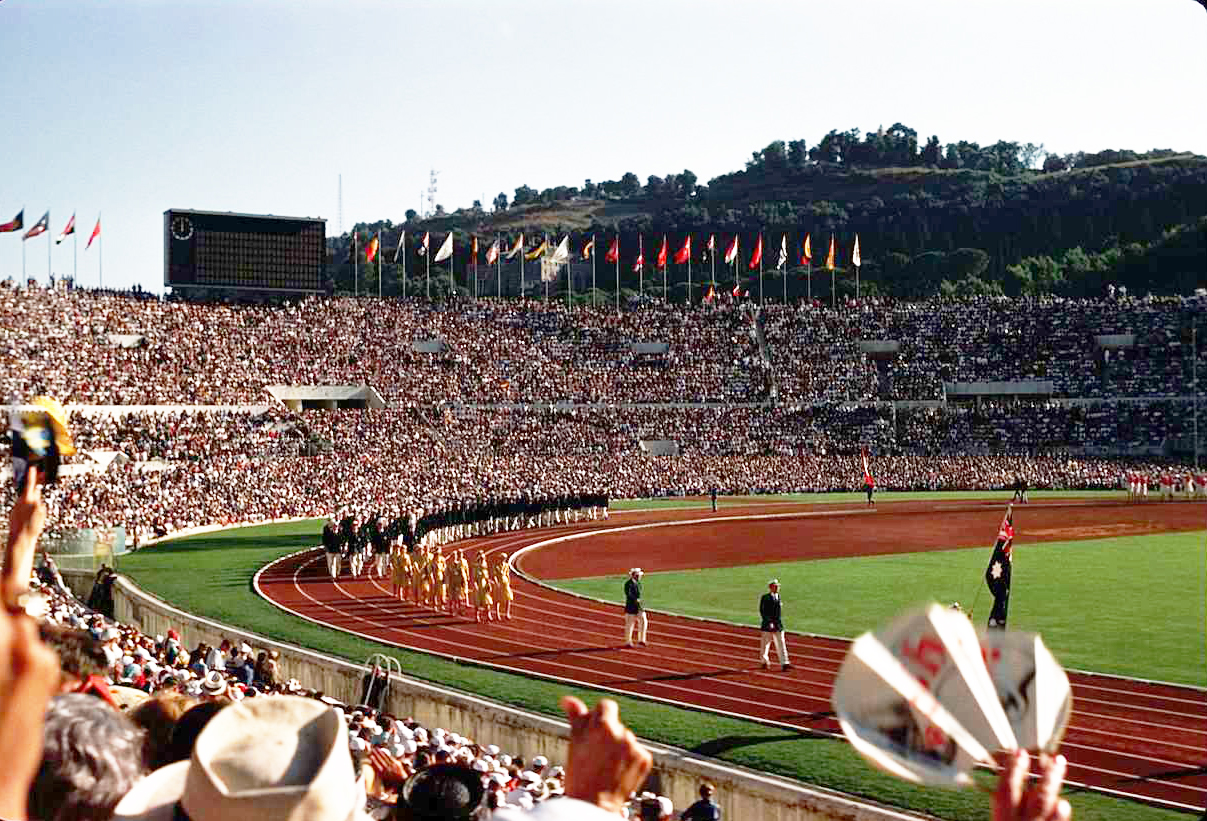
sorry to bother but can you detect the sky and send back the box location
[1,0,1205,292]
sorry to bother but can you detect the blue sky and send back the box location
[1,0,1204,292]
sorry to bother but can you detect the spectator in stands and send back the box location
[29,693,150,821]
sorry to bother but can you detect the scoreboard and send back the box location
[164,209,326,294]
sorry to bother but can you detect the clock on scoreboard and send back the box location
[163,209,326,294]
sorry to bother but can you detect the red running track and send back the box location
[255,502,1207,814]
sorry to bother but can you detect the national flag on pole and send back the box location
[0,209,23,233]
[433,232,453,262]
[471,235,479,262]
[703,284,715,304]
[704,233,715,263]
[673,235,691,265]
[731,280,742,298]
[23,211,49,241]
[825,235,836,270]
[861,447,874,487]
[800,233,812,266]
[524,238,548,261]
[86,215,101,249]
[541,235,570,282]
[633,248,644,273]
[417,231,431,257]
[365,234,379,263]
[393,230,406,263]
[581,237,595,259]
[723,235,738,265]
[55,213,75,245]
[747,234,762,270]
[776,234,788,270]
[485,239,500,264]
[852,234,862,267]
[656,235,668,269]
[605,237,619,264]
[505,233,524,260]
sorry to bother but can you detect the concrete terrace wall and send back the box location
[59,566,922,821]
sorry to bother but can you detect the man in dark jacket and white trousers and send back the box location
[759,579,791,671]
[322,519,341,578]
[985,506,1015,630]
[624,568,648,647]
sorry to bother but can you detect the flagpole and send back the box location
[99,224,103,288]
[544,232,549,303]
[474,239,478,301]
[378,231,382,299]
[354,232,359,298]
[496,234,501,299]
[47,211,52,283]
[401,231,408,300]
[591,233,596,308]
[566,238,572,308]
[614,235,620,313]
[426,244,431,300]
[807,261,812,303]
[639,235,643,298]
[662,236,667,303]
[73,221,77,283]
[520,241,525,300]
[22,237,25,281]
[687,240,692,306]
[783,252,787,306]
[710,238,715,289]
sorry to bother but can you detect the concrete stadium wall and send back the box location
[58,567,922,821]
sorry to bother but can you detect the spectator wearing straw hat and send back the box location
[624,568,648,648]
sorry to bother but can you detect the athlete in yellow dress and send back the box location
[434,549,448,610]
[491,553,514,621]
[447,550,466,616]
[472,552,494,623]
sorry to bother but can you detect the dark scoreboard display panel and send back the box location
[164,209,326,293]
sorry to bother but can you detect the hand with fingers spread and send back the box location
[368,747,408,791]
[994,750,1073,821]
[560,695,653,815]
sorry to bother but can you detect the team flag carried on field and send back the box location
[55,213,75,245]
[365,234,379,263]
[605,236,619,264]
[861,447,874,487]
[656,236,668,269]
[984,506,1016,630]
[852,234,862,267]
[825,235,836,270]
[673,235,691,265]
[393,230,406,263]
[86,216,101,249]
[724,235,739,265]
[0,209,23,233]
[505,233,524,260]
[747,234,763,270]
[417,231,431,257]
[777,234,788,270]
[524,238,548,261]
[23,211,49,240]
[801,233,812,266]
[581,237,595,259]
[433,232,453,263]
[485,239,500,264]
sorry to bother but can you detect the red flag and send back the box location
[605,237,619,264]
[800,233,812,266]
[0,209,23,234]
[673,235,691,265]
[365,234,379,263]
[861,447,874,487]
[731,280,742,298]
[656,235,668,269]
[86,216,101,249]
[825,235,836,270]
[485,240,499,264]
[723,235,738,264]
[23,211,49,240]
[632,250,644,273]
[703,284,715,304]
[706,234,716,252]
[747,234,763,270]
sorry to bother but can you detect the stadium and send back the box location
[3,277,1205,821]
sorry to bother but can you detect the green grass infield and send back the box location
[115,497,1198,821]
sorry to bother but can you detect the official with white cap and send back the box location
[759,579,791,671]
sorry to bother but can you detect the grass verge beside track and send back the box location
[117,513,1190,821]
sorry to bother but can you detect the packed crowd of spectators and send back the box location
[3,282,1203,407]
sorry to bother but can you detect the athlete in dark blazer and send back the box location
[759,580,791,670]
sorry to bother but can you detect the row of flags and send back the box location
[353,228,863,274]
[0,209,101,249]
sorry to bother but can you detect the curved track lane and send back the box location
[256,501,1207,813]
